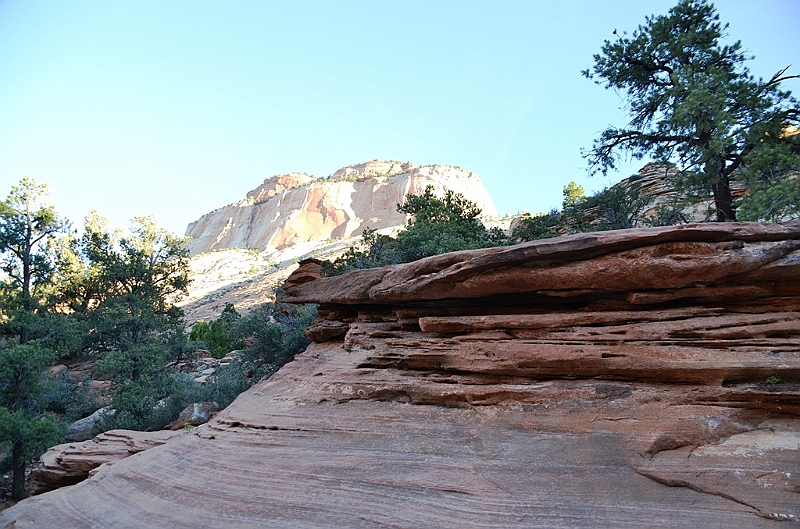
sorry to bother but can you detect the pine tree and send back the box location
[0,177,69,500]
[583,0,800,221]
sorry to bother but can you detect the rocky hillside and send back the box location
[177,161,743,324]
[178,160,501,323]
[612,162,746,221]
[5,222,798,527]
[184,160,498,256]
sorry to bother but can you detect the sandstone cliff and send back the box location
[184,161,498,255]
[4,222,798,527]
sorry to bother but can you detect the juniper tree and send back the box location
[84,214,191,430]
[0,345,67,500]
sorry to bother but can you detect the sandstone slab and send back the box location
[4,222,799,527]
[28,429,183,496]
[6,354,793,527]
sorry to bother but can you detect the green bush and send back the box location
[189,303,243,359]
[320,229,397,276]
[103,382,164,431]
[235,302,316,379]
[140,373,213,430]
[93,300,314,433]
[96,342,169,385]
[322,186,508,275]
[737,177,800,222]
[160,366,250,417]
[511,210,561,242]
[96,364,254,433]
[43,373,104,423]
[580,183,654,231]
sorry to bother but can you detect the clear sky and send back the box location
[1,0,798,235]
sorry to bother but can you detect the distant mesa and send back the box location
[184,160,497,256]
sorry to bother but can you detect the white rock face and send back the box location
[184,161,498,255]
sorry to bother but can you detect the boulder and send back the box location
[166,402,222,430]
[65,407,114,442]
[283,258,322,290]
[47,365,67,378]
[88,379,111,398]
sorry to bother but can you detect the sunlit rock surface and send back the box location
[3,222,799,527]
[184,161,498,255]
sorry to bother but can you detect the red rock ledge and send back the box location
[3,222,798,527]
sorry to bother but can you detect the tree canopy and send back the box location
[0,177,70,344]
[0,176,323,495]
[583,0,800,221]
[82,213,190,355]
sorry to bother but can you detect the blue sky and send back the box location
[1,0,798,235]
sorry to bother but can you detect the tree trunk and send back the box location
[19,254,29,344]
[19,224,32,345]
[706,159,736,222]
[11,439,26,501]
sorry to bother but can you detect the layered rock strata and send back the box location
[29,430,182,496]
[3,222,799,527]
[185,161,497,255]
[283,222,800,522]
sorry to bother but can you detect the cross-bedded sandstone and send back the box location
[3,222,798,527]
